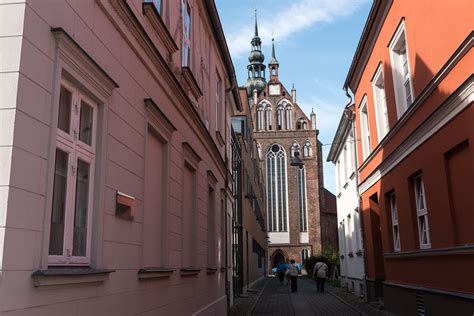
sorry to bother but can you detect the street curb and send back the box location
[248,277,271,316]
[307,278,367,316]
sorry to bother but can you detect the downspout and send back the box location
[224,80,236,312]
[343,87,368,300]
[224,82,230,313]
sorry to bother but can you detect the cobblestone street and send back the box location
[251,277,360,316]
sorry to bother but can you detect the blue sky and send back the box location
[216,0,372,194]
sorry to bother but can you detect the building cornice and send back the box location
[359,75,473,195]
[326,112,352,163]
[343,0,393,92]
[95,0,229,177]
[357,31,473,190]
[203,0,242,112]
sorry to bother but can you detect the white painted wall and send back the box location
[334,129,365,297]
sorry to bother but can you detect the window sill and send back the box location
[138,267,175,279]
[384,245,474,259]
[350,172,355,180]
[343,182,349,189]
[142,2,178,56]
[181,67,203,100]
[32,267,115,287]
[337,193,342,198]
[216,131,225,147]
[206,267,218,274]
[180,267,201,276]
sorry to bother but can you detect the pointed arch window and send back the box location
[290,140,299,157]
[256,105,263,131]
[285,104,292,130]
[276,105,284,130]
[265,105,272,130]
[297,118,307,130]
[303,140,312,157]
[266,144,288,232]
[301,249,309,264]
[297,166,308,232]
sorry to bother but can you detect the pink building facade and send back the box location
[0,0,241,314]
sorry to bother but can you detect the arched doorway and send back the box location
[272,251,285,268]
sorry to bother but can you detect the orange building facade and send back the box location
[344,0,473,314]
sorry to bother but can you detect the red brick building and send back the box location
[344,0,473,314]
[243,13,338,272]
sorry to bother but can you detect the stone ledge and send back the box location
[32,267,115,287]
[138,267,175,279]
[180,267,201,276]
[206,267,218,274]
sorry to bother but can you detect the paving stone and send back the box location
[251,276,360,315]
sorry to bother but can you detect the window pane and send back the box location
[79,101,93,145]
[58,86,72,133]
[49,148,69,256]
[73,159,90,256]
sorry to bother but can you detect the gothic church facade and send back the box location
[243,14,337,271]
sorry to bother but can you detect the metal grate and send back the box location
[416,291,425,316]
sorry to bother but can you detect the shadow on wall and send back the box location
[361,52,456,304]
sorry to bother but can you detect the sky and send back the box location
[215,0,372,194]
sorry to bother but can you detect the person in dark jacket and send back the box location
[313,260,329,292]
[276,260,287,284]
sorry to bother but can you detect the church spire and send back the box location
[269,38,279,82]
[254,8,259,37]
[269,38,278,65]
[244,8,266,96]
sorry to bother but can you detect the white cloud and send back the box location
[226,0,368,57]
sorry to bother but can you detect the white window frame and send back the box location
[144,0,162,13]
[256,107,263,131]
[359,96,371,160]
[389,20,414,118]
[265,106,272,130]
[215,72,222,132]
[276,105,284,130]
[290,141,298,157]
[265,144,289,232]
[389,192,400,252]
[348,131,355,174]
[297,166,308,232]
[372,63,390,141]
[181,0,191,67]
[343,145,348,184]
[336,159,341,193]
[414,175,431,249]
[49,79,97,265]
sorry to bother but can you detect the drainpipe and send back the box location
[343,87,368,301]
[224,81,232,313]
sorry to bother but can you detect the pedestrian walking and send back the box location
[312,260,328,293]
[285,260,291,285]
[276,260,287,284]
[288,259,300,293]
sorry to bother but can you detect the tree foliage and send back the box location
[304,249,340,277]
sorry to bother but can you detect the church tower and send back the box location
[239,18,337,272]
[244,10,266,96]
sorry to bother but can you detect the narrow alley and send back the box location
[251,277,359,316]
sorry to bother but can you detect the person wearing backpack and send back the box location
[312,260,329,293]
[288,259,300,293]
